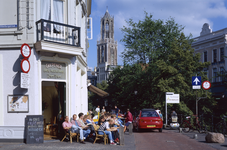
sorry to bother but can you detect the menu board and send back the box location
[25,115,44,144]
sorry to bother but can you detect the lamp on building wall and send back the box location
[134,91,137,95]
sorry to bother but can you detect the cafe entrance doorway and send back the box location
[42,81,66,140]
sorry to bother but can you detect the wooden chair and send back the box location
[61,130,79,143]
[93,125,108,145]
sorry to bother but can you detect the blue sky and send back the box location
[87,0,227,70]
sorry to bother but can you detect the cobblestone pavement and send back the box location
[0,133,135,150]
[134,129,219,150]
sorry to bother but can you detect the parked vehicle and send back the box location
[133,109,163,132]
[170,114,180,129]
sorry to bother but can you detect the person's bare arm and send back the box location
[81,125,89,129]
[63,126,71,130]
[107,128,117,131]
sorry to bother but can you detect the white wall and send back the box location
[0,54,3,126]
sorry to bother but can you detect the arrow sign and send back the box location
[192,76,201,89]
[193,77,200,85]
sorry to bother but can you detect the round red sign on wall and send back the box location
[20,43,31,58]
[21,59,30,73]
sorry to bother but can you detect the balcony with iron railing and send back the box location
[36,19,80,47]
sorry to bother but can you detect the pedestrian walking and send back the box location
[159,111,163,120]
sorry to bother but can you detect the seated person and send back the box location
[83,115,95,133]
[62,116,85,144]
[70,114,85,142]
[86,115,95,124]
[111,114,120,127]
[104,113,111,121]
[98,116,117,145]
[77,113,91,138]
[98,115,105,125]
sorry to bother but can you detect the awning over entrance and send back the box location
[88,84,109,97]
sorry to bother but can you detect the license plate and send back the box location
[147,125,156,127]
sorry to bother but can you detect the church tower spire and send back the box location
[96,9,118,83]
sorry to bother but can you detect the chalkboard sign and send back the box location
[25,115,44,144]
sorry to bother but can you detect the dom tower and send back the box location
[97,9,118,83]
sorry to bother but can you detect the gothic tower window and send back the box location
[111,49,114,65]
[102,20,104,39]
[101,46,104,62]
[106,20,109,30]
[106,20,109,38]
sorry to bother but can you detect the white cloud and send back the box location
[92,0,227,65]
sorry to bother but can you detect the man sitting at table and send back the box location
[62,116,85,144]
[70,114,86,142]
[77,113,91,139]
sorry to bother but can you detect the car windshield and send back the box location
[141,110,159,117]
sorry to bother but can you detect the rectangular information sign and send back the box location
[166,94,180,103]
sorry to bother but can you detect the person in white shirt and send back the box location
[95,105,100,113]
[155,108,160,114]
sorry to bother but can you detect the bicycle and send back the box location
[215,115,227,136]
[181,115,207,133]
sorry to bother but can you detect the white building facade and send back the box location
[0,0,91,141]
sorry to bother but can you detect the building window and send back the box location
[101,46,104,62]
[204,51,207,62]
[41,0,64,31]
[213,68,217,82]
[213,49,217,62]
[106,21,109,31]
[203,69,208,79]
[220,47,224,61]
[220,67,225,82]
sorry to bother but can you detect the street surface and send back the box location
[135,129,226,150]
[1,130,227,150]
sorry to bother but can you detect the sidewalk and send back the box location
[178,129,227,150]
[0,133,135,150]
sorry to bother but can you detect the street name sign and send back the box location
[166,94,180,103]
[192,76,201,89]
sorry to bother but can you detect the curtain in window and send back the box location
[53,0,63,32]
[41,0,51,29]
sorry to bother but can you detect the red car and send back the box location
[133,109,163,132]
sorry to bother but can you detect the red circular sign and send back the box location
[20,59,30,73]
[202,81,211,90]
[20,43,31,58]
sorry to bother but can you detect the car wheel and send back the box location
[159,128,162,132]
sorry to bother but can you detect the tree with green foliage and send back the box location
[106,12,215,116]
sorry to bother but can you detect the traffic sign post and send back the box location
[20,43,31,89]
[165,92,180,127]
[192,76,210,117]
